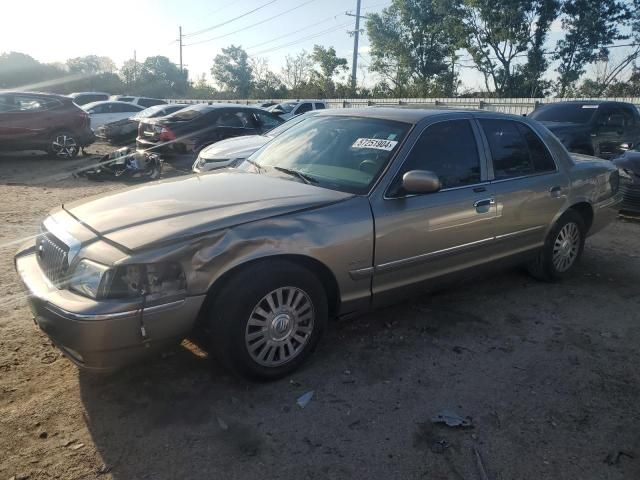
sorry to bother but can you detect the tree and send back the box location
[120,59,143,88]
[281,51,314,96]
[0,52,63,89]
[67,55,116,75]
[211,45,253,97]
[139,56,187,96]
[367,0,459,97]
[457,0,559,96]
[554,0,631,96]
[310,45,348,96]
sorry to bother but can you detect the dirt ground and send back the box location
[1,144,639,480]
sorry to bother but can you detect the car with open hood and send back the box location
[15,108,622,379]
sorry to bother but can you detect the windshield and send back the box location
[530,104,598,124]
[272,102,296,113]
[167,105,207,121]
[132,104,167,119]
[241,116,410,194]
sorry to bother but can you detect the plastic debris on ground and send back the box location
[431,409,473,428]
[296,391,314,408]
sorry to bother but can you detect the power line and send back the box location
[184,0,318,47]
[184,0,280,38]
[251,22,351,56]
[245,14,344,50]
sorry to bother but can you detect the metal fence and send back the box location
[167,96,640,115]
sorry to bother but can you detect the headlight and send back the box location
[101,262,186,302]
[68,260,186,301]
[68,259,109,299]
[618,168,632,180]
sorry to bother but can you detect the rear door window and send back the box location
[216,111,254,128]
[398,119,481,190]
[480,119,555,179]
[138,98,165,108]
[296,103,313,115]
[255,111,282,131]
[314,103,326,110]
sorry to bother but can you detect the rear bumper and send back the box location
[590,191,623,235]
[15,252,205,371]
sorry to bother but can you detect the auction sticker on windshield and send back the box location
[352,138,398,151]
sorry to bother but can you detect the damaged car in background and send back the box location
[136,103,284,156]
[96,103,188,145]
[613,147,640,214]
[15,109,621,380]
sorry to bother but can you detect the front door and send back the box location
[370,118,497,301]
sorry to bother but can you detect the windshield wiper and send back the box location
[243,158,264,172]
[273,166,318,184]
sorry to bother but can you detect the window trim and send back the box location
[473,117,559,182]
[383,117,489,200]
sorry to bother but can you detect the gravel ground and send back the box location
[1,145,639,480]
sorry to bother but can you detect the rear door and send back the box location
[254,111,283,134]
[212,110,259,142]
[0,95,53,148]
[477,117,568,255]
[370,117,497,300]
[293,102,313,117]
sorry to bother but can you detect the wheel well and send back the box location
[569,202,594,232]
[200,255,341,320]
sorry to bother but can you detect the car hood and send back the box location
[63,170,353,251]
[538,121,588,133]
[199,135,269,160]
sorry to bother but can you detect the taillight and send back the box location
[159,126,176,142]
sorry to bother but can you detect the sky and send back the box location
[0,0,634,93]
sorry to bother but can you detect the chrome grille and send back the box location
[36,231,70,286]
[621,183,640,213]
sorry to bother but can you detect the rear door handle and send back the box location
[474,198,495,208]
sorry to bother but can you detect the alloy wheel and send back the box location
[51,134,79,159]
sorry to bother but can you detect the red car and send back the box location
[0,91,95,159]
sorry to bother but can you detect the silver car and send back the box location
[192,111,319,173]
[15,108,622,379]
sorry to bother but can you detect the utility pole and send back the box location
[350,0,362,92]
[178,26,183,73]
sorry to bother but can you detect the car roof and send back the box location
[0,91,69,100]
[314,107,483,124]
[69,92,109,97]
[538,100,635,107]
[83,100,144,108]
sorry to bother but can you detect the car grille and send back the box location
[36,230,70,286]
[620,183,640,214]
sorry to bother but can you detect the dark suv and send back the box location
[529,101,640,159]
[0,92,94,159]
[136,103,284,155]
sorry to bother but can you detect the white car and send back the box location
[109,95,166,108]
[193,111,319,173]
[268,100,327,120]
[83,101,144,130]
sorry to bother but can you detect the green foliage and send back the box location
[310,45,348,96]
[555,0,631,96]
[211,45,253,97]
[367,0,459,96]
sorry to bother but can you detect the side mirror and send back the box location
[402,170,441,194]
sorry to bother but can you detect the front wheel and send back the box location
[527,210,586,281]
[208,260,328,380]
[47,132,80,159]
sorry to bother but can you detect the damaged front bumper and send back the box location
[15,251,205,371]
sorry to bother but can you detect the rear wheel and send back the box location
[47,132,80,159]
[207,260,327,380]
[527,210,586,281]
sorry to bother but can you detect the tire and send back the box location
[207,259,328,380]
[47,131,80,159]
[527,209,586,281]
